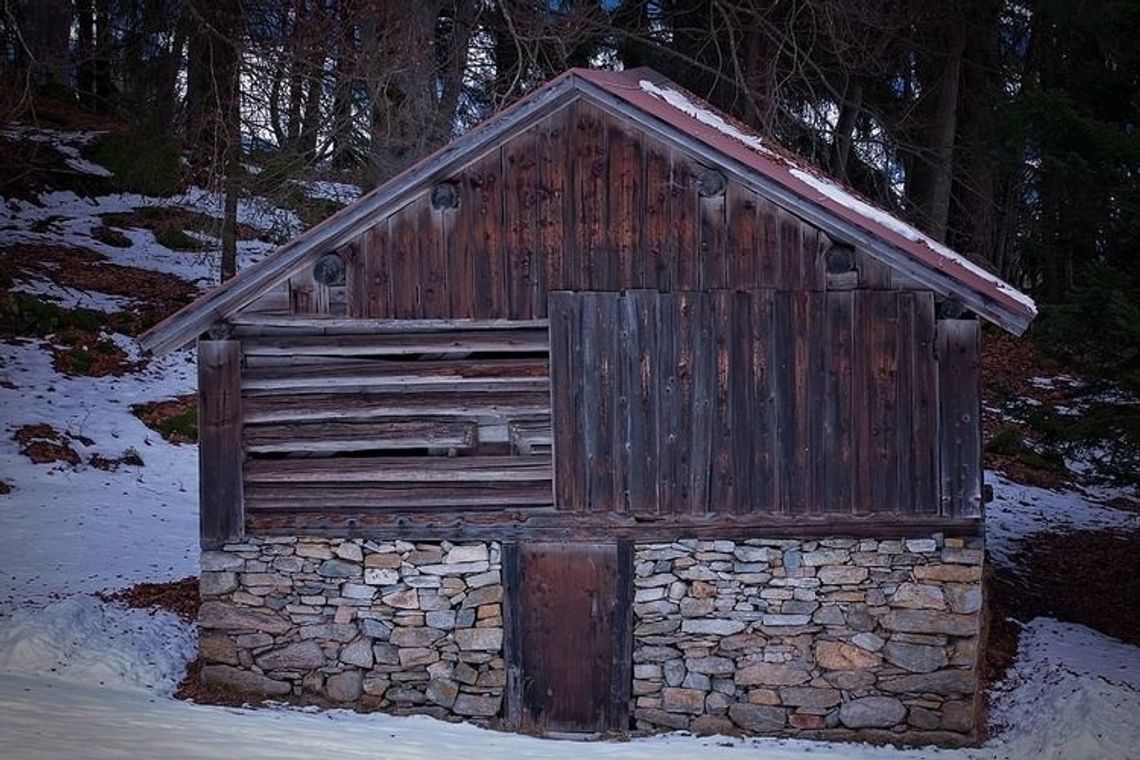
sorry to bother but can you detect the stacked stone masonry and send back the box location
[198,538,505,720]
[631,536,984,743]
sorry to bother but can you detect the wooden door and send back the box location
[503,542,632,734]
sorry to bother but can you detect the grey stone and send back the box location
[734,546,774,563]
[691,715,735,736]
[467,570,501,589]
[945,583,982,614]
[661,687,706,714]
[908,705,941,730]
[390,626,445,648]
[904,539,937,553]
[201,665,291,696]
[200,633,240,665]
[728,703,786,732]
[318,559,360,578]
[736,663,810,686]
[201,551,243,572]
[272,556,303,573]
[760,614,812,626]
[360,618,392,640]
[890,583,946,610]
[635,646,681,663]
[444,545,488,564]
[426,678,459,708]
[299,623,358,642]
[373,642,400,665]
[454,627,503,651]
[681,672,710,690]
[335,542,363,562]
[340,638,374,668]
[404,575,442,589]
[382,589,419,609]
[941,700,975,733]
[851,632,885,652]
[838,696,907,728]
[398,647,439,668]
[817,566,868,585]
[364,568,400,586]
[635,708,690,730]
[685,656,735,675]
[680,619,746,636]
[326,670,363,702]
[879,669,975,696]
[418,561,490,576]
[199,602,290,634]
[462,585,502,608]
[341,583,376,600]
[256,640,325,671]
[426,610,457,629]
[200,571,238,596]
[663,658,686,686]
[823,670,876,690]
[783,550,803,569]
[802,549,850,566]
[453,694,501,717]
[881,610,977,636]
[882,642,949,673]
[680,597,715,617]
[813,606,846,626]
[295,543,333,560]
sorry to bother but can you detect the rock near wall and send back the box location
[630,536,983,743]
[198,538,504,720]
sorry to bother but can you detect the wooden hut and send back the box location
[140,68,1035,743]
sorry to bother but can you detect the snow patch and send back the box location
[638,79,775,157]
[10,278,133,312]
[291,179,362,205]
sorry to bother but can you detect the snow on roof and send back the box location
[633,77,1038,319]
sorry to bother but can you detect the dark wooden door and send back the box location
[503,542,632,734]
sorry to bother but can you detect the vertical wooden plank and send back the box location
[501,542,523,730]
[504,129,539,318]
[288,265,328,315]
[698,191,727,289]
[537,109,569,294]
[389,201,421,318]
[582,294,618,512]
[896,292,916,512]
[799,222,827,291]
[670,151,699,290]
[571,102,608,290]
[608,123,643,289]
[785,290,814,514]
[612,296,630,514]
[823,290,855,514]
[856,248,892,289]
[727,184,760,289]
[862,292,900,512]
[366,220,393,318]
[806,291,828,512]
[756,197,781,288]
[655,292,678,515]
[913,291,940,513]
[777,210,802,290]
[681,292,711,514]
[749,289,778,512]
[623,290,658,514]
[548,292,582,511]
[730,290,754,513]
[470,152,506,318]
[709,290,736,512]
[198,339,243,549]
[937,319,982,517]
[342,241,366,318]
[772,291,794,513]
[642,141,672,290]
[609,540,633,732]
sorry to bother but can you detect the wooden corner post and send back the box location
[198,338,244,548]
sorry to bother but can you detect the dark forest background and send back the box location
[2,0,1138,384]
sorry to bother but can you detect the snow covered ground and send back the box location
[0,126,1137,759]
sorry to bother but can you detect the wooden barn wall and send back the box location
[550,290,981,520]
[220,322,554,540]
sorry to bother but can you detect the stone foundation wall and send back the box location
[630,536,984,742]
[198,538,505,720]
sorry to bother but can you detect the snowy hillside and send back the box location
[1,124,1138,759]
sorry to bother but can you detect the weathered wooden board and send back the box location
[199,339,244,548]
[938,318,982,517]
[243,419,477,453]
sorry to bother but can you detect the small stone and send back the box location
[941,700,975,732]
[444,545,489,564]
[686,656,735,675]
[812,606,845,626]
[882,642,949,673]
[661,687,706,714]
[200,633,240,665]
[426,678,460,708]
[681,619,746,636]
[467,570,501,589]
[318,559,360,578]
[199,602,290,634]
[398,647,439,668]
[452,662,478,685]
[326,670,363,702]
[199,571,237,596]
[302,671,325,694]
[201,551,243,572]
[341,583,376,600]
[340,638,374,668]
[736,663,810,686]
[634,708,690,730]
[728,703,786,732]
[691,715,735,736]
[823,670,876,690]
[426,610,457,629]
[908,705,941,730]
[365,553,403,569]
[690,580,717,598]
[382,589,419,609]
[890,583,946,610]
[851,632,885,652]
[879,669,975,696]
[462,585,502,608]
[913,565,982,583]
[364,568,400,586]
[663,658,686,686]
[373,642,399,665]
[454,627,503,651]
[256,640,325,671]
[453,694,501,717]
[360,618,392,640]
[682,672,710,690]
[295,543,333,560]
[201,665,291,696]
[679,598,715,617]
[733,546,773,563]
[802,549,849,566]
[390,626,445,648]
[418,561,490,576]
[838,696,906,728]
[881,610,977,636]
[760,614,812,626]
[298,623,358,642]
[335,543,363,562]
[817,566,868,585]
[904,539,937,553]
[789,713,827,730]
[945,583,982,614]
[815,641,882,670]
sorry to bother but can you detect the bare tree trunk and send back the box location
[829,77,863,181]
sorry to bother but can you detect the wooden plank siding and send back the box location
[549,290,948,518]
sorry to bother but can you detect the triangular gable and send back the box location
[138,68,1035,355]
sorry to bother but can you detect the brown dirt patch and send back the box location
[0,480,11,494]
[88,449,145,471]
[131,394,197,444]
[12,423,80,465]
[100,576,200,623]
[102,208,264,245]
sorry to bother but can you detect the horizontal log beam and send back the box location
[246,510,984,541]
[245,482,554,510]
[242,358,549,387]
[243,419,478,454]
[228,316,550,337]
[244,455,554,483]
[240,330,549,357]
[242,391,552,424]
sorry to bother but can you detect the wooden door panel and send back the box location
[504,542,632,734]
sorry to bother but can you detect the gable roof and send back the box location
[138,67,1036,355]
